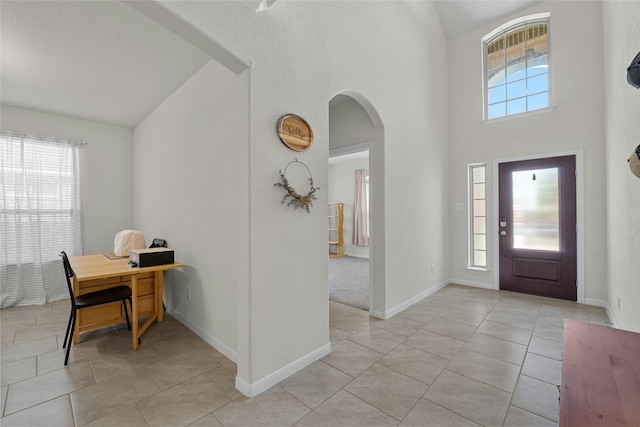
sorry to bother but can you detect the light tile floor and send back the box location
[0,284,610,426]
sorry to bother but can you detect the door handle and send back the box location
[500,217,507,228]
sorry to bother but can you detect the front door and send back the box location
[498,155,577,301]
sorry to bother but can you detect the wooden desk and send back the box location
[68,253,183,350]
[560,319,640,426]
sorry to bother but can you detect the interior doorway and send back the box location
[328,148,371,311]
[328,92,384,316]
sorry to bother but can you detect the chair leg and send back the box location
[64,310,76,366]
[123,298,131,331]
[62,308,74,349]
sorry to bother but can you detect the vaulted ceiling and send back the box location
[434,0,540,39]
[0,1,540,129]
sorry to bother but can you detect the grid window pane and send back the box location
[528,73,548,95]
[507,80,527,99]
[488,102,506,119]
[527,55,548,76]
[474,234,486,251]
[507,97,527,115]
[474,250,487,267]
[526,24,548,57]
[488,68,506,88]
[488,85,506,104]
[528,92,549,111]
[506,61,526,83]
[474,216,486,234]
[506,46,525,66]
[473,165,486,182]
[473,183,485,199]
[484,16,550,120]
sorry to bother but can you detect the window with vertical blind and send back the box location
[0,132,84,307]
[469,164,487,269]
[483,13,551,120]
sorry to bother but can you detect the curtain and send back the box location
[352,169,369,246]
[0,132,84,308]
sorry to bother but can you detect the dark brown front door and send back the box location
[499,155,577,301]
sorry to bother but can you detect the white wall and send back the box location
[329,97,378,151]
[133,60,248,359]
[158,0,450,393]
[447,1,607,304]
[328,157,370,258]
[0,105,133,254]
[603,1,640,332]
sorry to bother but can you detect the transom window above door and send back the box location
[483,13,551,120]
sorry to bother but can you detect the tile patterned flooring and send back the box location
[0,284,610,426]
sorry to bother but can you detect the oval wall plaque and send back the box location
[277,114,313,152]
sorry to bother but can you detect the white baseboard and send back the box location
[235,342,332,397]
[584,297,608,308]
[449,278,498,290]
[382,280,449,319]
[166,307,238,363]
[584,298,616,328]
[343,253,369,259]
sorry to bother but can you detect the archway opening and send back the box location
[328,92,384,317]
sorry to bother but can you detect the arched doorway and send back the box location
[328,92,385,317]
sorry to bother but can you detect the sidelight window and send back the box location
[469,163,487,269]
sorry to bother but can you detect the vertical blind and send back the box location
[0,132,84,308]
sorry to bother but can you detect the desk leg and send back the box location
[131,274,139,351]
[73,276,81,345]
[156,271,164,322]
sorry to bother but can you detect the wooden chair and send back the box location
[60,251,132,365]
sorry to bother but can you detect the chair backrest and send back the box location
[59,251,76,303]
[149,238,167,248]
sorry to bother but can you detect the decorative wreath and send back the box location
[274,159,319,213]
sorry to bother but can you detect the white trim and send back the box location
[482,12,551,43]
[450,278,498,290]
[167,307,238,363]
[585,298,616,328]
[344,253,369,259]
[466,267,489,273]
[481,106,555,124]
[235,343,332,397]
[370,309,386,319]
[492,150,585,303]
[382,280,449,320]
[329,142,373,159]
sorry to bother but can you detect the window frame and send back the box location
[468,163,488,270]
[1,132,84,265]
[482,13,552,122]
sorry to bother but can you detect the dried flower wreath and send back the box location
[274,159,319,213]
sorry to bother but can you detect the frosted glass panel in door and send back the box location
[512,167,559,251]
